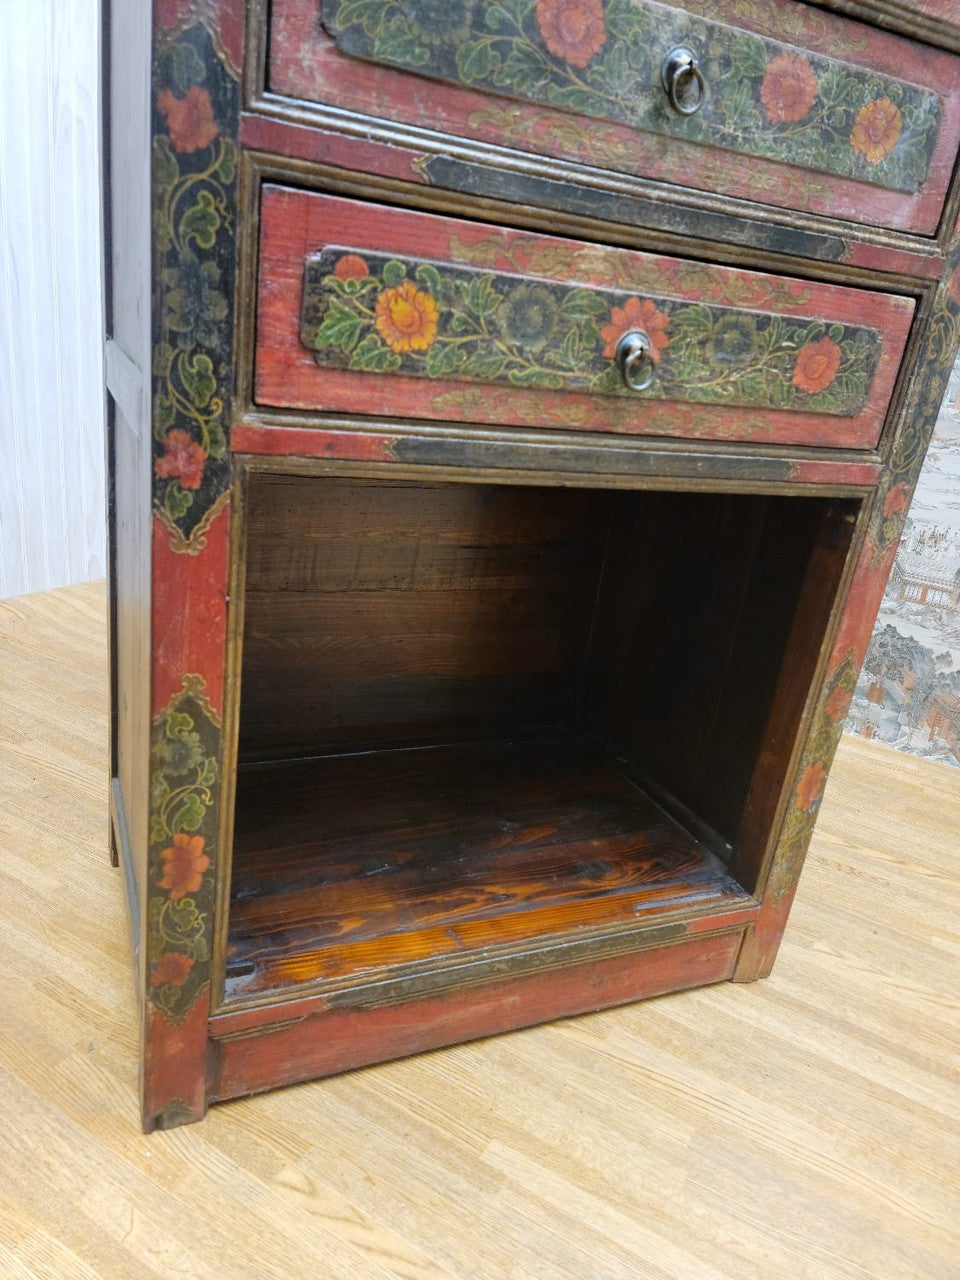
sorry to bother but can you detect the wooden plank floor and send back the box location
[1,580,958,1280]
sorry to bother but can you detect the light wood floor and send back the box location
[1,580,958,1280]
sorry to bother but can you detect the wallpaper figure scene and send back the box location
[848,349,960,766]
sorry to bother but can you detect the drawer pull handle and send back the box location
[661,47,705,117]
[615,331,656,392]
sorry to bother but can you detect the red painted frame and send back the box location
[128,0,960,1130]
[267,0,960,235]
[255,186,915,449]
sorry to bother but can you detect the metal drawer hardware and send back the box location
[661,47,705,116]
[615,331,656,392]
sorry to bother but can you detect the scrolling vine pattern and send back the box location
[302,248,882,415]
[151,21,238,549]
[322,0,941,194]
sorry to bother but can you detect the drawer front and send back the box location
[255,186,914,449]
[268,0,960,235]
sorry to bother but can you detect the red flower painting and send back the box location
[150,952,194,988]
[334,254,370,281]
[825,685,851,723]
[760,54,818,124]
[792,337,841,395]
[796,761,827,812]
[155,430,208,491]
[158,85,219,154]
[601,296,670,361]
[535,0,606,69]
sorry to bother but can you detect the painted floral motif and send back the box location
[157,84,219,153]
[601,297,670,362]
[760,54,818,125]
[535,0,606,68]
[147,682,219,1022]
[795,761,827,812]
[375,281,440,352]
[159,833,211,901]
[772,242,960,902]
[152,23,238,547]
[792,337,842,396]
[323,0,940,194]
[150,952,195,989]
[499,284,560,353]
[154,428,208,490]
[850,97,902,166]
[302,248,881,415]
[335,253,371,281]
[882,483,910,518]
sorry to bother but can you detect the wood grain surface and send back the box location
[255,186,915,448]
[226,735,746,999]
[1,581,958,1279]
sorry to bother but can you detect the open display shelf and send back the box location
[222,470,858,1010]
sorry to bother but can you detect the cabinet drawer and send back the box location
[255,186,914,450]
[268,0,960,235]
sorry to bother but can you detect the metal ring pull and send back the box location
[615,331,656,392]
[661,46,705,116]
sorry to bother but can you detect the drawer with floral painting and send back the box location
[255,185,915,449]
[263,0,960,236]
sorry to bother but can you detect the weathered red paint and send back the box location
[239,114,428,184]
[151,503,230,720]
[255,186,914,449]
[268,0,960,235]
[210,930,743,1100]
[828,533,899,676]
[842,241,943,281]
[157,0,244,69]
[733,888,797,981]
[142,987,210,1127]
[231,423,398,461]
[788,459,881,486]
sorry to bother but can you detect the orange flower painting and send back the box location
[150,952,195,988]
[792,336,842,395]
[760,54,818,125]
[375,282,439,353]
[601,296,670,361]
[158,833,210,901]
[154,429,208,491]
[535,0,606,69]
[850,97,902,165]
[157,85,218,154]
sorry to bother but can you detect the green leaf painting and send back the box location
[323,0,940,194]
[301,248,882,416]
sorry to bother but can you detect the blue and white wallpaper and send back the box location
[847,350,960,766]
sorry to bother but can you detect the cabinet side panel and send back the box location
[736,238,960,980]
[105,0,152,970]
[139,0,243,1132]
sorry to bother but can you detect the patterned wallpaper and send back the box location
[847,350,960,767]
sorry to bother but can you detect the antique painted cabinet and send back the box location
[103,0,960,1130]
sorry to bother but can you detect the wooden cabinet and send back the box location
[103,0,960,1130]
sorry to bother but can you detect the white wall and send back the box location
[0,0,105,599]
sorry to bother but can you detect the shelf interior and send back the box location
[226,732,749,1001]
[225,473,859,1006]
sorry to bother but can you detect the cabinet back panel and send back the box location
[238,473,611,759]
